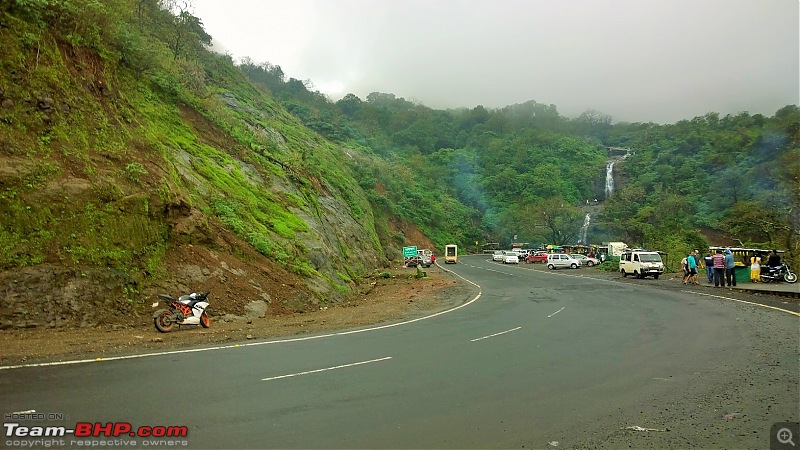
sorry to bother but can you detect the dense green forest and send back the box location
[239,60,799,264]
[1,0,797,295]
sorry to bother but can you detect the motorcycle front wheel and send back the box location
[154,309,176,333]
[200,312,210,328]
[785,272,798,283]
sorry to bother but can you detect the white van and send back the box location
[619,251,664,279]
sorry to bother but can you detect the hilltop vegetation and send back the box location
[0,0,797,329]
[247,56,798,264]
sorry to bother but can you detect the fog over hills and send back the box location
[193,0,799,124]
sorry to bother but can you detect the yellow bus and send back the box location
[444,244,458,264]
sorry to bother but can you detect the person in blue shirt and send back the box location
[724,248,737,286]
[686,251,699,285]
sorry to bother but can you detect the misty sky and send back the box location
[191,0,799,124]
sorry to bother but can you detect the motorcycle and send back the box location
[759,264,798,283]
[153,291,211,333]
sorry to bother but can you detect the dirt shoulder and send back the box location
[0,265,475,366]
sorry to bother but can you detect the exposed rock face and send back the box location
[0,265,141,329]
[294,192,385,297]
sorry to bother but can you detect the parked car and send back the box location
[570,254,600,267]
[492,250,505,262]
[525,251,548,264]
[547,253,581,269]
[417,249,433,268]
[503,253,520,264]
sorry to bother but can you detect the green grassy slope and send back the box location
[0,1,402,326]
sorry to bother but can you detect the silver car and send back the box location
[492,251,505,262]
[570,254,600,267]
[547,253,581,269]
[416,249,433,267]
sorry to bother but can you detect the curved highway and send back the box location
[1,255,798,449]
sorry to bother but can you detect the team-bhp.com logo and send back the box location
[5,422,188,438]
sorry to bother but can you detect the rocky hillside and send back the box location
[0,1,436,330]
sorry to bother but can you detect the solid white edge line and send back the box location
[0,265,484,371]
[548,307,565,318]
[470,326,522,342]
[262,356,392,381]
[690,291,800,317]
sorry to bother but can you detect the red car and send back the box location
[525,252,548,263]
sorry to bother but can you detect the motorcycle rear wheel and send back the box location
[154,310,176,333]
[760,275,772,283]
[200,312,210,328]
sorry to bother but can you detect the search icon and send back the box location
[778,428,796,447]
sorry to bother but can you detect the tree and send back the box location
[529,197,584,245]
[336,93,364,118]
[722,201,788,247]
[574,109,613,142]
[459,105,491,130]
[166,1,211,60]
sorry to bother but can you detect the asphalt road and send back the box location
[1,255,798,449]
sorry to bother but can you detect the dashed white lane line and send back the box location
[470,326,522,342]
[262,356,392,381]
[547,307,565,318]
[0,265,484,371]
[690,291,800,317]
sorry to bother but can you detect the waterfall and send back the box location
[605,161,615,198]
[579,213,590,244]
[605,153,628,198]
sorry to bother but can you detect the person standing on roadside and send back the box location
[750,252,761,282]
[693,250,703,284]
[681,254,689,284]
[712,249,726,287]
[724,248,736,286]
[686,251,699,285]
[703,251,714,283]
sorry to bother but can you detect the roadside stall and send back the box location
[708,246,785,283]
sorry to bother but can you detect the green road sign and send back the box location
[403,246,418,258]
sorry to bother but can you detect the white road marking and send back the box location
[548,307,565,318]
[262,356,392,381]
[690,291,800,317]
[470,326,522,342]
[0,266,483,371]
